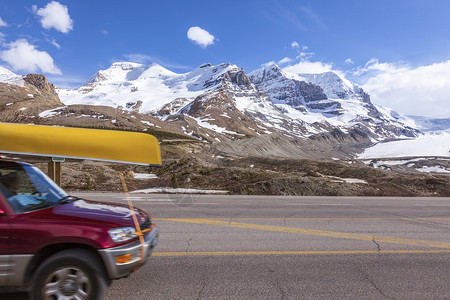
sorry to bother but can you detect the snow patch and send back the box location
[133,173,158,179]
[416,166,450,174]
[38,106,66,118]
[358,130,450,159]
[327,176,368,184]
[141,120,155,127]
[131,188,228,194]
[193,116,245,136]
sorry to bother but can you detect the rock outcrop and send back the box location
[23,74,61,103]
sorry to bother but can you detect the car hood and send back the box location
[33,199,149,228]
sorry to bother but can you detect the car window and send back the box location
[0,165,68,214]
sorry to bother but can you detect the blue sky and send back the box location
[1,0,450,117]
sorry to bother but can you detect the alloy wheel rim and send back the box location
[43,266,91,300]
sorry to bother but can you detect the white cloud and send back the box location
[0,39,61,74]
[278,57,292,65]
[49,38,60,49]
[33,1,73,33]
[283,60,334,74]
[297,52,315,59]
[360,59,450,118]
[261,61,276,68]
[0,17,7,27]
[100,29,108,35]
[187,26,215,48]
[300,7,326,30]
[354,58,409,76]
[291,42,313,60]
[345,58,354,65]
[123,54,153,64]
[121,53,190,70]
[283,44,334,75]
[291,42,309,52]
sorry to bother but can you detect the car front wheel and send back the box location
[30,249,110,300]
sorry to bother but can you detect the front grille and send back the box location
[140,217,152,230]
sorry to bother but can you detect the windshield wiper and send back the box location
[22,201,53,212]
[22,196,81,212]
[58,195,81,203]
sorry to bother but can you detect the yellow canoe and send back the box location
[0,123,161,166]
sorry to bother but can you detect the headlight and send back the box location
[108,227,137,243]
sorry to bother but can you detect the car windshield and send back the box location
[0,164,69,213]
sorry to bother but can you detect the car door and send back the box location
[0,200,11,286]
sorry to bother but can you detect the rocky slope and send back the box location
[0,67,63,122]
[18,154,448,197]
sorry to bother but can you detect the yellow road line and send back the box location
[162,218,450,249]
[153,250,450,257]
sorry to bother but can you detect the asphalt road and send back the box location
[2,194,449,299]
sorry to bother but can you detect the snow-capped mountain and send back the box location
[249,64,417,139]
[60,62,240,113]
[0,66,25,87]
[56,61,420,145]
[59,62,281,140]
[1,63,447,161]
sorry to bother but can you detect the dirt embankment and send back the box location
[20,154,448,197]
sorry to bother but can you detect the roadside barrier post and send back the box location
[48,158,62,186]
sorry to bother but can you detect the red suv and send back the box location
[0,160,159,299]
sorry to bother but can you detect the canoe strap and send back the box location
[119,172,146,270]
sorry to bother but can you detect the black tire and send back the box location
[29,249,110,300]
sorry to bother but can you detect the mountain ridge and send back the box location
[0,62,431,159]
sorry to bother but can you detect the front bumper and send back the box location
[99,226,159,280]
